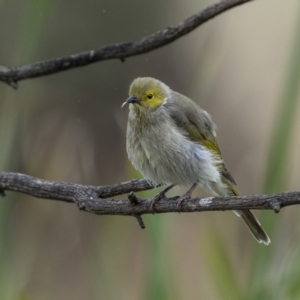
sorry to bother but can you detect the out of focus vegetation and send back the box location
[0,0,299,299]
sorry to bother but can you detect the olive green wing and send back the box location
[164,91,237,190]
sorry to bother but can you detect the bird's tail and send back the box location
[212,175,271,245]
[235,209,270,245]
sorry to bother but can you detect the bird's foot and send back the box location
[176,183,197,209]
[150,192,166,211]
[176,195,190,209]
[149,184,175,211]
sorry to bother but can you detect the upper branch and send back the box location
[0,0,253,88]
[0,172,299,217]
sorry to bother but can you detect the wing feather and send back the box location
[163,91,237,187]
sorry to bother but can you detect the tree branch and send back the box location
[0,0,253,88]
[1,172,299,220]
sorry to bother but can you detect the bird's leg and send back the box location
[150,184,175,210]
[176,183,197,209]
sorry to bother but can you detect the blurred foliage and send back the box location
[248,3,300,300]
[0,0,300,299]
[264,1,300,194]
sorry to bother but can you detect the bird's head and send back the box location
[122,77,169,111]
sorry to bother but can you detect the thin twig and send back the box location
[0,0,253,88]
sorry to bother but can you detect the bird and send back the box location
[122,77,270,245]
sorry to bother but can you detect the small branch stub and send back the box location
[8,81,18,89]
[270,200,281,213]
[0,189,6,197]
[77,202,87,211]
[134,215,146,229]
[128,192,139,205]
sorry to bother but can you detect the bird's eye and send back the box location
[147,94,153,99]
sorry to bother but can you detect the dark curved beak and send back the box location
[121,96,140,108]
[126,96,140,104]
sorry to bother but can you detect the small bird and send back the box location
[123,77,270,245]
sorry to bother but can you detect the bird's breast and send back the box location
[126,110,221,187]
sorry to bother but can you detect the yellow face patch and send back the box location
[128,77,168,110]
[140,87,165,109]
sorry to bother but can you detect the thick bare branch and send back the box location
[0,172,299,217]
[0,172,154,202]
[0,0,253,88]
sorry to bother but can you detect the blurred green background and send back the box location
[0,0,300,299]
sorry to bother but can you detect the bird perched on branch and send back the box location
[123,77,270,245]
